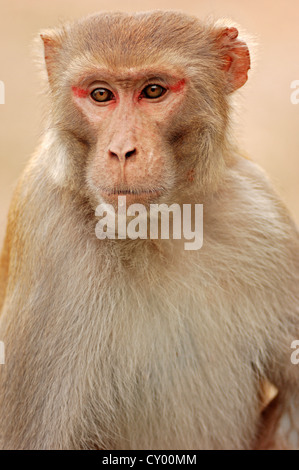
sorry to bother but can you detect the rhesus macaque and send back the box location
[0,10,298,450]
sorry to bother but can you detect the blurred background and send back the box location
[0,0,298,246]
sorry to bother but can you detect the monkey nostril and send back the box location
[125,148,137,159]
[109,150,118,159]
[108,148,137,160]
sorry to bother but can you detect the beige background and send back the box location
[0,0,298,246]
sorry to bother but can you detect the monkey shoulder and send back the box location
[201,157,299,298]
[207,157,299,251]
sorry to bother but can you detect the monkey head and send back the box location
[40,11,250,209]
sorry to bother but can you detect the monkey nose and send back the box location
[108,147,137,162]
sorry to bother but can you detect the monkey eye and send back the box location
[141,84,167,99]
[91,88,115,102]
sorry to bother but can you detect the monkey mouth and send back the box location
[99,187,165,200]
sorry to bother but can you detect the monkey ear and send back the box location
[40,31,64,85]
[215,27,251,94]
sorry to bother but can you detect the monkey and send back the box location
[0,10,298,450]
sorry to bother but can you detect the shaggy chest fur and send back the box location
[79,239,271,450]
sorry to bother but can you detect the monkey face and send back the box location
[71,68,189,206]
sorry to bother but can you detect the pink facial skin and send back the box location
[71,86,89,98]
[169,79,186,93]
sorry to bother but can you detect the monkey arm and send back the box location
[0,236,9,313]
[256,261,299,450]
[271,241,299,449]
[236,159,299,450]
[261,282,299,448]
[0,184,20,313]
